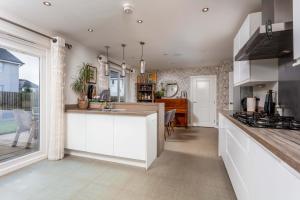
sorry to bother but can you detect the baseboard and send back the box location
[65,149,147,169]
[0,152,47,176]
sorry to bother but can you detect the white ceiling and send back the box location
[0,0,261,69]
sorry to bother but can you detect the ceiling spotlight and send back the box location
[123,3,134,14]
[202,7,209,12]
[88,28,94,32]
[137,20,143,24]
[43,1,52,6]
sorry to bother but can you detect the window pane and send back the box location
[119,77,125,102]
[109,70,119,102]
[108,69,127,102]
[0,47,40,162]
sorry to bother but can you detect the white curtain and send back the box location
[48,37,66,160]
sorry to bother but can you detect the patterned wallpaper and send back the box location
[156,62,233,117]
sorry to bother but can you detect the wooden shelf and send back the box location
[136,83,156,103]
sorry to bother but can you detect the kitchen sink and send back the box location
[102,108,127,112]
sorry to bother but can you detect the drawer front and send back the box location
[225,128,250,200]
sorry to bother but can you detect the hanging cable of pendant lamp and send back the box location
[104,46,110,76]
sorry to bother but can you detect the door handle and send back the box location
[192,101,197,103]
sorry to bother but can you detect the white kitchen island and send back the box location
[65,109,157,169]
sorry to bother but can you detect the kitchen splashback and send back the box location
[278,56,300,120]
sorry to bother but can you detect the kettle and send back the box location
[264,90,275,115]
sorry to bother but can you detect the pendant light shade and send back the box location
[140,59,146,74]
[105,46,110,76]
[140,42,146,74]
[105,62,109,76]
[121,44,126,77]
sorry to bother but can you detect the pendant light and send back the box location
[105,46,110,76]
[140,41,146,74]
[121,44,126,77]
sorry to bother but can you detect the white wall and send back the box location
[64,39,100,104]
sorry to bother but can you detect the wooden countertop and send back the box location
[221,111,300,174]
[65,108,157,117]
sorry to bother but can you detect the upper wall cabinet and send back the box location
[233,12,278,86]
[294,0,300,65]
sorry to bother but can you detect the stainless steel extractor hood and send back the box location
[235,0,293,61]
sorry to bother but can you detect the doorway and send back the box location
[0,33,48,175]
[190,75,217,127]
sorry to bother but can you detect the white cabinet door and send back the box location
[233,33,240,85]
[66,113,86,151]
[239,61,250,83]
[114,116,146,160]
[248,140,300,200]
[219,113,300,200]
[294,0,300,60]
[239,16,250,49]
[249,12,262,36]
[233,61,240,85]
[86,114,114,156]
[233,12,264,86]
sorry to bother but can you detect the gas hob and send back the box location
[233,112,300,130]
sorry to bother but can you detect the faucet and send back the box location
[104,101,113,110]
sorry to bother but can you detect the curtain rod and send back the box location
[0,17,72,49]
[108,60,132,72]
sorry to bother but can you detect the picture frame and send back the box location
[88,65,97,84]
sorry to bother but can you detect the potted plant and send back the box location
[71,63,92,109]
[155,90,164,99]
[89,99,105,110]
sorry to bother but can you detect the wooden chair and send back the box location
[12,109,37,149]
[164,110,172,140]
[168,109,176,134]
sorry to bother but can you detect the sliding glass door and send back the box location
[0,45,41,162]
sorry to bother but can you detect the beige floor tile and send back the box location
[0,127,236,200]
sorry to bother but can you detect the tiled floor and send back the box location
[0,127,236,200]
